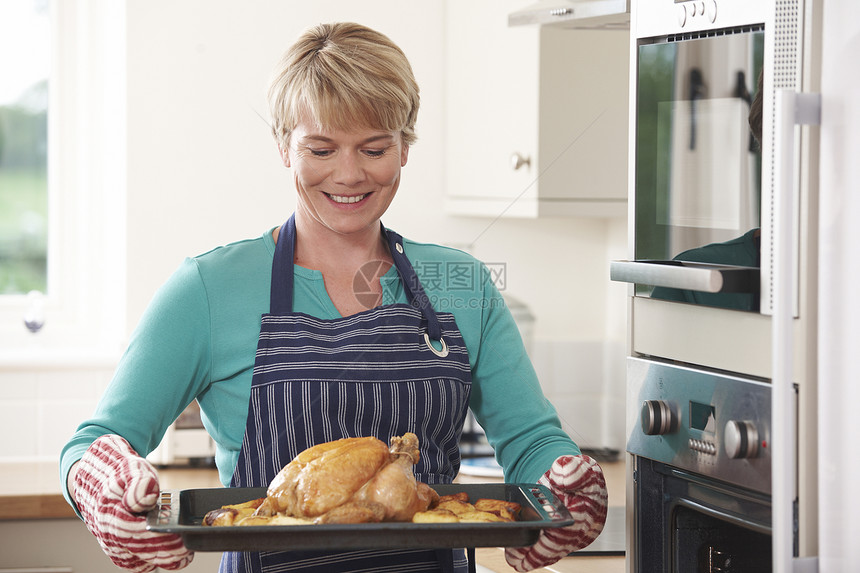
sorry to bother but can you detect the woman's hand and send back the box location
[505,454,608,572]
[72,434,193,572]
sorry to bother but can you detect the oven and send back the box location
[611,0,822,571]
[627,357,774,572]
[612,0,771,315]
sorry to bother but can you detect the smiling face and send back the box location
[283,120,409,238]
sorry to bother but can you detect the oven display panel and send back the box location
[689,401,716,434]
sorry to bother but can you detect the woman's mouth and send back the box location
[326,193,368,204]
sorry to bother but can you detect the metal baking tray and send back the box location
[146,483,574,551]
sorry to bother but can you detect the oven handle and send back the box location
[672,498,771,537]
[772,88,820,573]
[609,260,759,293]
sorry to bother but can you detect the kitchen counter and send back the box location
[1,459,625,572]
[0,461,79,520]
[0,461,227,573]
[0,461,224,520]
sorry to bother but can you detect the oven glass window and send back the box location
[674,505,771,572]
[635,29,764,311]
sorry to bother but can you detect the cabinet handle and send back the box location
[510,152,531,171]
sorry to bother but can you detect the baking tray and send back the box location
[146,483,574,551]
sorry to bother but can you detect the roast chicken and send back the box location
[253,432,437,524]
[203,433,523,526]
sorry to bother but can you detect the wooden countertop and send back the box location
[0,461,223,520]
[0,462,77,520]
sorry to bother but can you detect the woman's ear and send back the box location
[400,144,409,167]
[278,142,291,168]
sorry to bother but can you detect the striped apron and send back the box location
[220,215,472,573]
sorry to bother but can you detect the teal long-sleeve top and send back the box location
[60,227,578,507]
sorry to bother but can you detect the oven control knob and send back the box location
[641,400,678,436]
[724,420,760,459]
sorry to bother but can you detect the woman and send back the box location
[60,22,607,573]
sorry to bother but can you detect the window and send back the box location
[0,0,126,361]
[0,0,49,296]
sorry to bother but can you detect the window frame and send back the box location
[0,0,126,363]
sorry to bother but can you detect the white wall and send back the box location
[123,0,450,329]
[817,2,860,567]
[0,0,628,462]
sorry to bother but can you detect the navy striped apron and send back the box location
[220,215,472,573]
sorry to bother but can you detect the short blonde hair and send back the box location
[267,22,420,149]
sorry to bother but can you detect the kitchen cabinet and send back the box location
[445,1,629,218]
[0,462,225,572]
[0,518,223,573]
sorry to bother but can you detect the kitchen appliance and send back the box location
[627,357,773,571]
[612,8,766,312]
[611,0,820,377]
[612,0,822,571]
[147,401,216,467]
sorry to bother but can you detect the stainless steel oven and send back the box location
[611,0,821,375]
[627,357,775,572]
[612,0,823,571]
[613,2,768,313]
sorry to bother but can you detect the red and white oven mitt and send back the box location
[505,454,608,572]
[73,434,193,572]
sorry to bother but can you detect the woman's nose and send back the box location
[331,152,366,186]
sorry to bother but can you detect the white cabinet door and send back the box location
[445,0,540,217]
[445,2,629,218]
[534,27,629,211]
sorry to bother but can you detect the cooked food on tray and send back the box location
[203,433,521,526]
[203,497,267,526]
[412,493,521,524]
[262,432,436,523]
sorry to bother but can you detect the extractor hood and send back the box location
[508,0,630,29]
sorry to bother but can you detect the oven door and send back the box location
[634,457,772,573]
[626,357,776,572]
[613,24,765,313]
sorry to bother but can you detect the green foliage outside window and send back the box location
[0,0,49,295]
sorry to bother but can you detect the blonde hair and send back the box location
[267,22,420,149]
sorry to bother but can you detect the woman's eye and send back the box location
[309,148,333,157]
[364,149,386,158]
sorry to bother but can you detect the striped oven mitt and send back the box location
[505,454,608,572]
[73,434,194,572]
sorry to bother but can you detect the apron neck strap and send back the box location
[269,215,443,341]
[269,214,297,315]
[382,225,443,341]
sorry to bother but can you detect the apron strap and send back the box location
[269,215,444,341]
[269,215,297,315]
[383,225,444,342]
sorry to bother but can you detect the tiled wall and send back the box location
[0,362,116,462]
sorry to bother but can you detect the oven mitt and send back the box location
[505,454,608,572]
[73,434,193,572]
